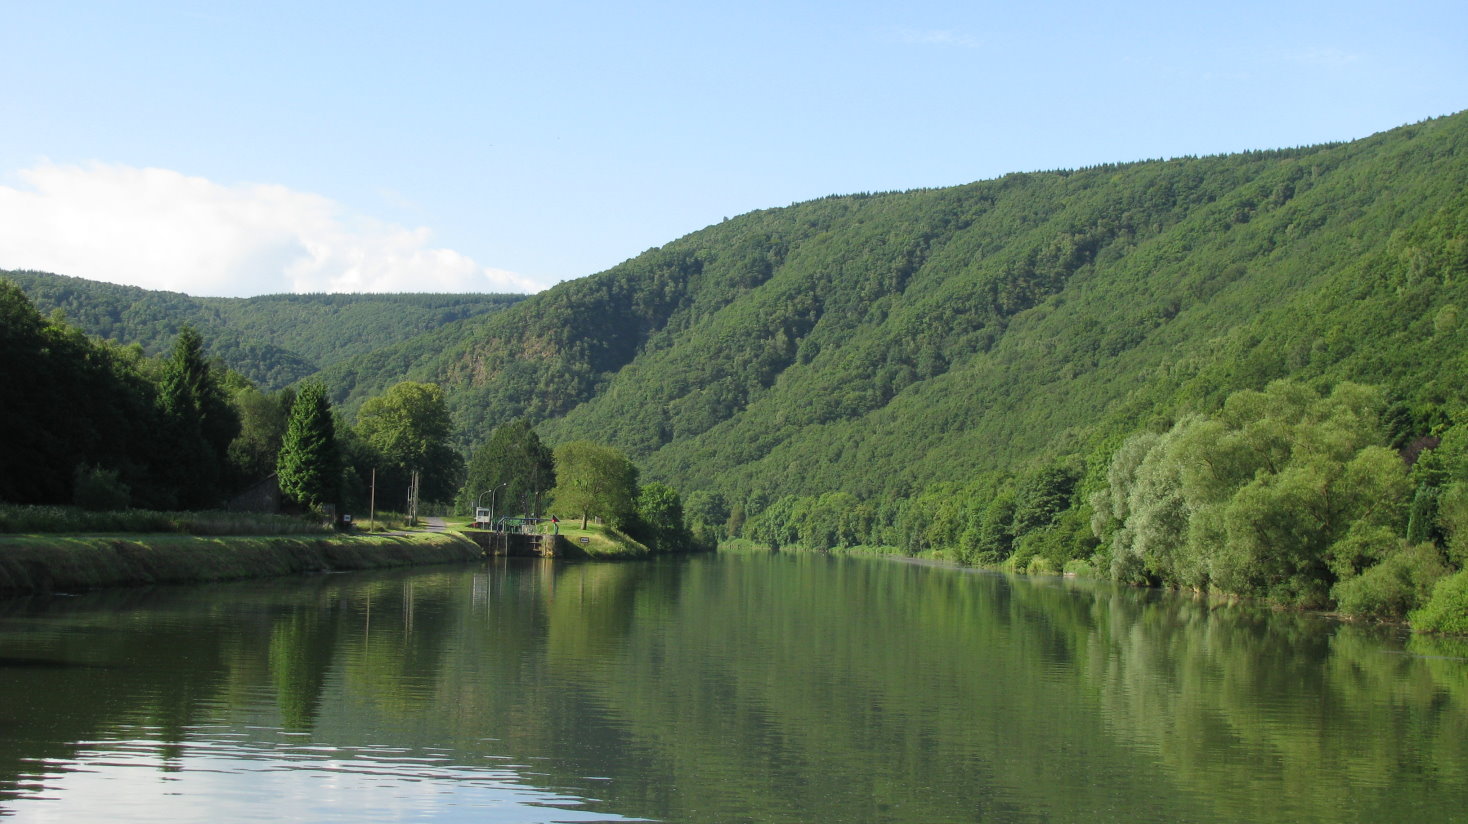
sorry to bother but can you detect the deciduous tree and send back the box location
[550,441,638,530]
[634,481,689,550]
[458,418,554,518]
[356,382,463,503]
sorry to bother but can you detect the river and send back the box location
[1,551,1464,822]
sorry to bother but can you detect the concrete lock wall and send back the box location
[462,530,561,557]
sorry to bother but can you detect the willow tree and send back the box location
[1093,380,1415,608]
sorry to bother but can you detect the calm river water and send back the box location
[1,551,1465,823]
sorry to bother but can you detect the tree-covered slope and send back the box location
[10,111,1468,620]
[374,113,1467,515]
[636,114,1468,506]
[4,270,524,388]
[12,112,1468,529]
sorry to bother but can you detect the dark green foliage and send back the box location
[1406,484,1443,546]
[277,382,340,510]
[334,419,380,514]
[1032,506,1100,572]
[229,386,296,483]
[3,270,524,390]
[72,465,130,511]
[456,418,555,517]
[746,495,799,550]
[0,281,165,506]
[684,489,729,547]
[1012,464,1080,536]
[0,282,275,511]
[156,326,241,508]
[971,494,1018,565]
[632,482,692,551]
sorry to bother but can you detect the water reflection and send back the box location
[0,554,1465,823]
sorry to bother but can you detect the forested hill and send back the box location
[11,110,1468,623]
[3,270,525,389]
[11,112,1468,541]
[311,112,1468,507]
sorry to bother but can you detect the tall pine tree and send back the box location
[277,381,340,511]
[156,326,239,508]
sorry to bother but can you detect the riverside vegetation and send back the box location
[0,281,697,570]
[6,111,1468,630]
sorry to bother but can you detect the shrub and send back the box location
[72,465,130,511]
[1410,569,1468,635]
[1062,559,1096,577]
[1007,531,1041,572]
[1333,543,1449,620]
[1025,555,1059,576]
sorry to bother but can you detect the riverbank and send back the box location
[554,523,654,559]
[0,531,481,595]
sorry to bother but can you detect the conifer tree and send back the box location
[157,326,239,508]
[277,381,340,510]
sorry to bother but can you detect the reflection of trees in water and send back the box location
[332,571,465,717]
[0,585,247,800]
[544,557,686,666]
[4,558,1467,823]
[269,607,340,732]
[521,554,1160,823]
[509,555,1468,823]
[0,569,465,802]
[1086,587,1468,823]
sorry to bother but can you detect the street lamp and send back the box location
[487,482,508,529]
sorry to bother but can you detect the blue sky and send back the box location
[2,1,1464,296]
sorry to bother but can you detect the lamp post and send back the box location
[487,482,508,529]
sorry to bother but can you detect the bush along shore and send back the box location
[0,531,481,595]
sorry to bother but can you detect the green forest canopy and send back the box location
[9,111,1468,624]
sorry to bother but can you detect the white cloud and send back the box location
[0,162,547,297]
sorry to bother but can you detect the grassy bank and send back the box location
[554,523,652,559]
[0,531,480,595]
[0,503,332,536]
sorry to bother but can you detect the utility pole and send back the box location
[369,468,377,531]
[407,471,419,527]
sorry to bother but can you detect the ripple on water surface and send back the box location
[3,727,652,824]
